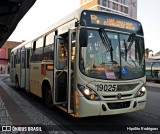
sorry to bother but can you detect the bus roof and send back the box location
[11,8,141,52]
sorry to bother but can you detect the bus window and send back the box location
[145,61,152,77]
[21,48,25,68]
[152,62,160,78]
[17,49,20,64]
[32,37,44,62]
[44,32,54,60]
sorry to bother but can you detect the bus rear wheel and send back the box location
[15,76,20,90]
[44,87,53,108]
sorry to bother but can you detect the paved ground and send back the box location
[0,74,66,134]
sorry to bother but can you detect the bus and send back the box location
[10,8,146,117]
[146,60,160,81]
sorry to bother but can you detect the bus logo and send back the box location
[117,93,122,99]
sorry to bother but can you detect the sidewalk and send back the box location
[146,81,160,88]
[0,74,66,134]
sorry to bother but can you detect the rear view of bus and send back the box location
[75,10,146,117]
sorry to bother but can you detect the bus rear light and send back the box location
[41,65,46,75]
[77,84,101,101]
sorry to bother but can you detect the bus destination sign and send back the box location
[91,14,136,31]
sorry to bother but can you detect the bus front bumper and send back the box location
[75,95,146,118]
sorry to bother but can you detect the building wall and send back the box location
[2,41,22,60]
[80,0,137,19]
[0,41,21,73]
[81,0,98,9]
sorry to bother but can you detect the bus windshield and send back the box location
[80,29,145,80]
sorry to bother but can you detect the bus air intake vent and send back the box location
[103,94,132,99]
[116,83,139,91]
[107,101,130,110]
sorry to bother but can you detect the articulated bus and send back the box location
[10,8,146,117]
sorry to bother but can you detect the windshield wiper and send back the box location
[123,33,136,61]
[98,28,113,61]
[127,33,136,51]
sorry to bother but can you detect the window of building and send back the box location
[114,0,119,2]
[113,2,118,10]
[108,1,110,8]
[120,5,128,14]
[124,6,128,14]
[98,0,101,5]
[102,0,107,7]
[121,0,126,5]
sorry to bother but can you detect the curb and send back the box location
[146,82,160,88]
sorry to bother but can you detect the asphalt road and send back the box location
[2,77,160,134]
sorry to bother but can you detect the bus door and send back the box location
[20,47,26,88]
[25,48,30,92]
[53,29,75,113]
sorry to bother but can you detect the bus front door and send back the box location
[53,35,67,106]
[53,29,75,114]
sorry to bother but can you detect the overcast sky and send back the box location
[8,0,160,54]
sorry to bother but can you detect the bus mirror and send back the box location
[80,29,88,47]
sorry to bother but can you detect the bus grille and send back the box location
[107,101,130,110]
[103,94,132,99]
[116,83,139,91]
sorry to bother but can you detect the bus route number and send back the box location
[96,84,117,92]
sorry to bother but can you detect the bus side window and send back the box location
[152,62,160,78]
[44,32,54,60]
[31,38,44,62]
[17,49,20,64]
[14,55,16,68]
[31,41,36,62]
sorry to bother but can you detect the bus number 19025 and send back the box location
[95,84,117,92]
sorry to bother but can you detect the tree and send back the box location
[145,48,153,59]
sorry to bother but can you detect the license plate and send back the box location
[95,84,117,92]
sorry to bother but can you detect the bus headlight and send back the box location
[135,86,146,97]
[77,84,101,101]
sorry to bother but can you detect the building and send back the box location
[0,41,22,74]
[80,0,137,19]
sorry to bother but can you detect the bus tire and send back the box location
[15,75,20,90]
[44,85,53,108]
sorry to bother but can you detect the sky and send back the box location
[8,0,160,54]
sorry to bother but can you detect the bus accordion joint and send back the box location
[55,66,67,78]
